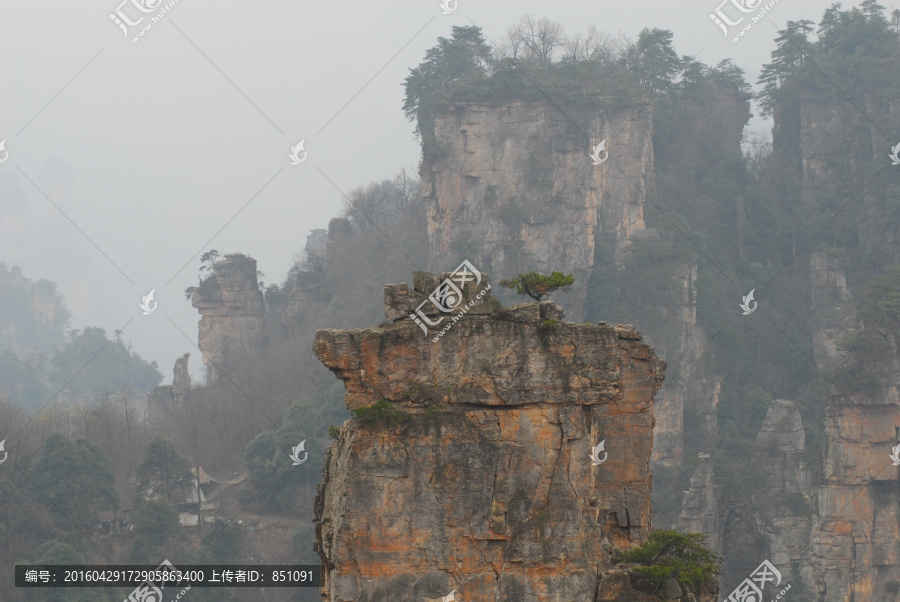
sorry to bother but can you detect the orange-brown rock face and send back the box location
[313,274,665,601]
[811,402,900,600]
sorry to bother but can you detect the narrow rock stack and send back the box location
[313,270,672,601]
[191,253,265,383]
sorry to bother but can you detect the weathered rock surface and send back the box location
[677,453,719,553]
[147,353,191,417]
[419,94,748,470]
[647,84,750,467]
[383,269,501,323]
[313,274,670,601]
[750,400,814,596]
[809,252,857,373]
[660,577,682,600]
[191,253,265,383]
[792,98,900,599]
[648,262,720,467]
[754,400,809,494]
[421,99,654,317]
[172,353,191,404]
[810,398,900,601]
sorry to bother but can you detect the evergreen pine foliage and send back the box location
[619,530,722,592]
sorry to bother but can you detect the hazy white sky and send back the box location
[0,0,844,383]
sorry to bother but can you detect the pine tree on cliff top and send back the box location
[500,271,575,301]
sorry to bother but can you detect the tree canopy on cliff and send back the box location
[402,25,492,124]
[619,530,721,593]
[757,2,900,116]
[403,18,750,133]
[500,271,574,301]
[623,28,681,93]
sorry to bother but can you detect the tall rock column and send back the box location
[313,271,667,601]
[677,453,719,553]
[649,85,749,466]
[750,400,813,595]
[809,251,857,374]
[421,99,654,318]
[811,397,900,600]
[172,353,191,405]
[147,353,192,418]
[191,253,265,383]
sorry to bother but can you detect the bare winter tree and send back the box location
[298,250,325,274]
[561,26,617,63]
[494,22,527,60]
[495,16,566,65]
[743,129,773,182]
[342,168,420,230]
[59,389,150,494]
[518,15,565,65]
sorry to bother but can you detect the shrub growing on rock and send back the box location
[618,529,721,594]
[500,271,574,301]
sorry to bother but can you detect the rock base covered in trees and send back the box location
[312,273,671,601]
